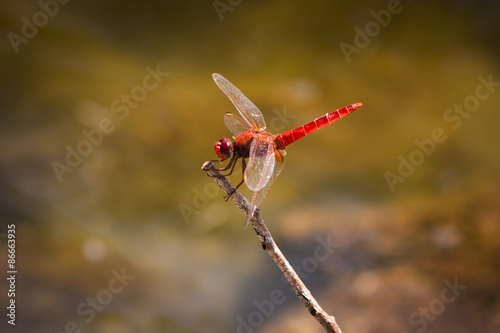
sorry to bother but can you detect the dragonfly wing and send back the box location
[245,136,275,192]
[245,150,285,228]
[223,112,250,136]
[251,151,284,209]
[243,138,283,227]
[213,73,266,130]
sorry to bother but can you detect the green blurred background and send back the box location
[1,0,499,332]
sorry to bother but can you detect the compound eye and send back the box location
[214,137,233,159]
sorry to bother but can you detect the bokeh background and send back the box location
[1,1,499,332]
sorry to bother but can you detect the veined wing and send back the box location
[213,73,266,130]
[248,150,284,216]
[245,136,275,192]
[223,112,250,136]
[243,136,283,227]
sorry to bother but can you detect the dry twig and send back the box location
[201,161,342,333]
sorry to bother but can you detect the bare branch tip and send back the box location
[201,160,214,171]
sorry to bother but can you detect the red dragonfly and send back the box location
[212,73,362,227]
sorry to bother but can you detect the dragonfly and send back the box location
[211,73,362,227]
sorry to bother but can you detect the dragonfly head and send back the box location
[214,137,233,160]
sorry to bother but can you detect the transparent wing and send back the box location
[213,73,266,130]
[244,146,285,227]
[223,112,250,136]
[244,136,275,192]
[251,151,284,208]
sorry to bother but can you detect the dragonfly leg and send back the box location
[224,158,246,201]
[212,154,239,176]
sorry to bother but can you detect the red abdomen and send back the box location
[275,103,362,149]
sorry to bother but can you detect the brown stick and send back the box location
[201,161,342,333]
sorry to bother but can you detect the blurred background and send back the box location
[1,0,499,332]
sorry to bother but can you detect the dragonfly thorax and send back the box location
[233,130,255,158]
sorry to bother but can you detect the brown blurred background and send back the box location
[1,1,499,332]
